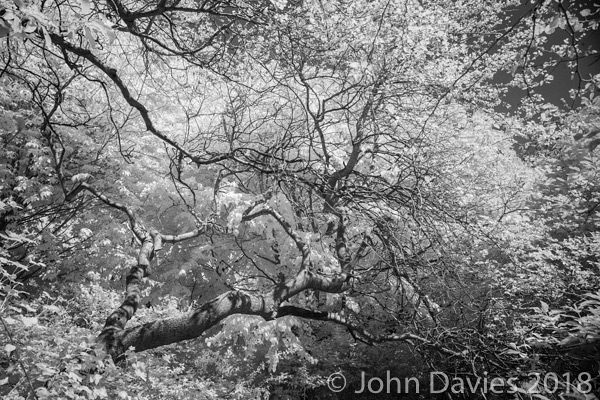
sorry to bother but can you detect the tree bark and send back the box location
[113,268,352,354]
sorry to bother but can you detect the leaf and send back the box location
[93,387,108,398]
[43,305,60,314]
[134,367,147,381]
[71,173,91,182]
[270,0,287,10]
[540,301,549,313]
[545,16,563,34]
[21,316,38,327]
[5,344,16,353]
[80,0,92,14]
[35,387,50,398]
[580,9,591,16]
[18,302,36,313]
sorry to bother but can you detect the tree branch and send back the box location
[64,182,212,356]
[48,33,232,167]
[108,265,354,355]
[242,204,310,269]
[277,306,462,357]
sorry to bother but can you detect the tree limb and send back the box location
[63,182,212,356]
[277,305,462,357]
[242,204,310,268]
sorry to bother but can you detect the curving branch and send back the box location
[64,182,212,356]
[277,306,462,357]
[324,79,384,207]
[118,290,274,352]
[65,182,144,240]
[242,204,311,269]
[113,268,353,354]
[111,261,453,359]
[48,33,233,167]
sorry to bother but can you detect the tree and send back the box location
[1,0,598,398]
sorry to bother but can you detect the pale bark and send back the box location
[116,268,352,353]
